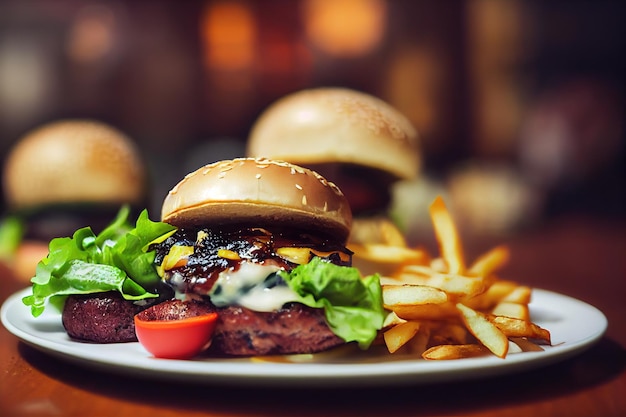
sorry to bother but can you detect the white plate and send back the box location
[1,288,607,387]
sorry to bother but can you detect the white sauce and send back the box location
[209,262,300,312]
[237,285,301,312]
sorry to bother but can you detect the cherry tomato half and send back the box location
[134,311,218,359]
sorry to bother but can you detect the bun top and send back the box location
[247,87,420,180]
[161,158,352,242]
[2,119,147,210]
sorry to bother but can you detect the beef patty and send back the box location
[208,303,344,356]
[134,298,345,356]
[62,290,173,343]
[63,291,344,356]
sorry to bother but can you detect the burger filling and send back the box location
[153,228,352,312]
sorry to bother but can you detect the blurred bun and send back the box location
[3,119,147,210]
[162,158,352,242]
[247,87,420,180]
[1,119,148,283]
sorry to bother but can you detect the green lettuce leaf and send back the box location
[280,257,385,349]
[0,216,24,261]
[22,206,177,317]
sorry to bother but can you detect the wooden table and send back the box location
[1,214,624,417]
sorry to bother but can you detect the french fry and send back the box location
[491,301,530,321]
[382,284,448,308]
[349,217,408,247]
[457,303,509,358]
[392,302,459,321]
[423,344,490,360]
[395,267,486,299]
[429,196,466,274]
[382,311,406,329]
[490,315,551,344]
[406,324,431,355]
[375,195,550,360]
[351,244,429,265]
[501,285,532,304]
[431,322,469,345]
[468,245,510,277]
[384,321,421,353]
[377,218,410,247]
[430,257,447,272]
[461,280,519,310]
[510,337,545,352]
[351,244,430,276]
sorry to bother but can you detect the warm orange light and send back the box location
[384,46,444,140]
[200,1,256,71]
[67,5,116,64]
[302,0,387,57]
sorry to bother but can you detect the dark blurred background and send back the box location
[0,0,623,239]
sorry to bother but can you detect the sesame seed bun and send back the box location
[161,158,353,242]
[247,87,420,180]
[2,119,147,211]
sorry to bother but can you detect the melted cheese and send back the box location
[209,262,299,312]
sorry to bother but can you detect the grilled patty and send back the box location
[62,292,145,343]
[208,303,344,356]
[62,289,173,343]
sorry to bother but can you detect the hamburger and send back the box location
[152,158,384,356]
[246,87,420,248]
[22,158,384,356]
[1,119,148,283]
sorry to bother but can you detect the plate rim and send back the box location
[1,287,608,387]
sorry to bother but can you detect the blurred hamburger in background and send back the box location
[246,87,421,273]
[0,119,148,282]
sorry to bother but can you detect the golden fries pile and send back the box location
[352,196,551,360]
